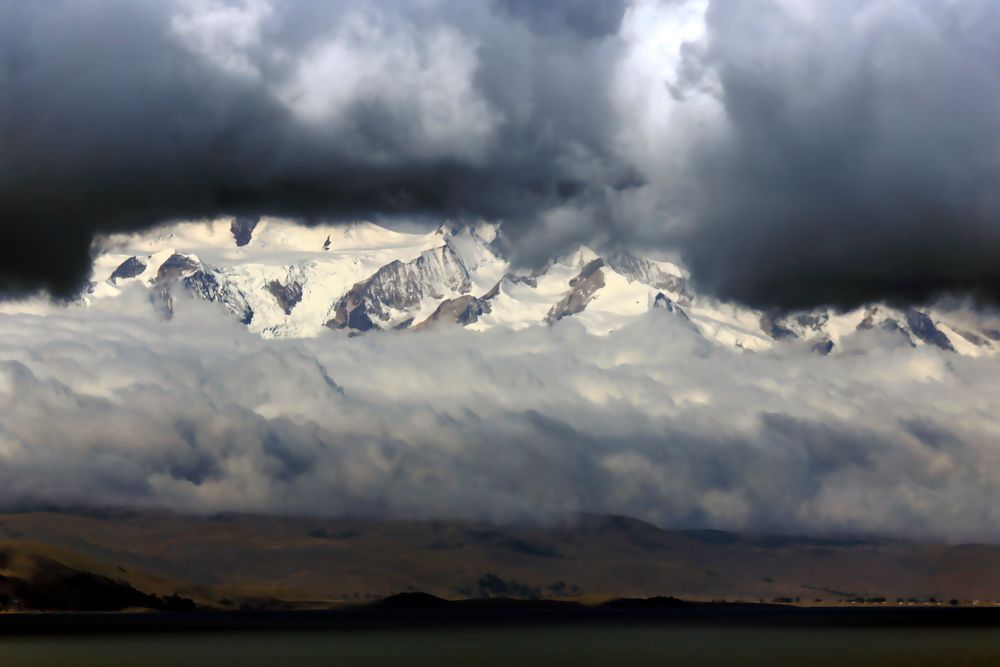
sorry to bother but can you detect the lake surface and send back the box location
[2,625,999,666]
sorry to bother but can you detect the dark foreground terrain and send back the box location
[1,604,1000,667]
[2,510,1000,610]
[3,511,1000,667]
[2,594,1000,634]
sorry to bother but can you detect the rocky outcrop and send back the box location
[545,259,606,324]
[605,252,691,303]
[327,245,471,331]
[109,256,147,284]
[148,253,210,321]
[482,274,537,300]
[760,312,798,340]
[652,292,690,321]
[155,253,200,284]
[414,295,493,330]
[792,311,830,332]
[854,306,957,349]
[183,270,254,324]
[905,310,955,351]
[230,217,259,247]
[267,280,304,315]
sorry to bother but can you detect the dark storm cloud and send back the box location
[0,0,628,297]
[675,0,1000,310]
[3,0,1000,310]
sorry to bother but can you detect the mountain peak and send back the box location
[75,219,1000,356]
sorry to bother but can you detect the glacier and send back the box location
[61,217,1000,357]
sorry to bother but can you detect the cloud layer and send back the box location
[2,0,1000,309]
[2,290,999,541]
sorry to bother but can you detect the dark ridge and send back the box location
[545,258,605,324]
[905,310,956,351]
[0,552,195,613]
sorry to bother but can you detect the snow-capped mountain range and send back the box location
[79,217,999,356]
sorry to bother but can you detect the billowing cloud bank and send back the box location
[2,291,999,541]
[3,0,1000,308]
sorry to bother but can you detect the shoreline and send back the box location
[2,598,1000,636]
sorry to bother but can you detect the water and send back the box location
[2,626,999,667]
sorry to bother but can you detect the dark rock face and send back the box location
[454,297,490,325]
[347,306,375,332]
[415,295,492,330]
[327,245,471,332]
[545,259,606,324]
[182,270,218,300]
[181,269,215,292]
[109,256,146,283]
[155,253,200,283]
[327,279,375,331]
[905,310,955,351]
[183,270,254,324]
[760,313,798,340]
[266,280,304,315]
[230,217,259,247]
[652,292,690,321]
